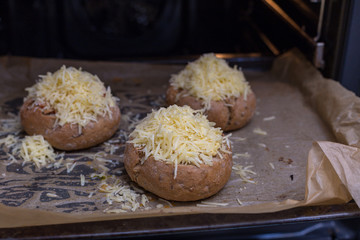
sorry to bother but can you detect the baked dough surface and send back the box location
[124,143,232,201]
[20,99,121,150]
[166,86,256,131]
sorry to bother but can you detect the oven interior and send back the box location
[0,0,359,95]
[0,0,359,238]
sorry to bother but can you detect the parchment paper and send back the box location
[0,49,359,228]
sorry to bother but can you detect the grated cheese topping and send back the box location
[20,135,64,169]
[170,53,251,110]
[128,105,230,178]
[25,65,117,128]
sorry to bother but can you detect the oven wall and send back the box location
[0,0,359,95]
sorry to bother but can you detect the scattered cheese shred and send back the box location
[232,164,257,184]
[158,198,173,207]
[236,198,243,205]
[0,117,21,133]
[129,105,230,178]
[0,134,65,169]
[156,204,164,209]
[80,174,86,186]
[263,116,276,121]
[231,136,247,142]
[104,208,127,214]
[25,65,117,129]
[99,181,148,212]
[233,152,250,159]
[20,135,63,169]
[0,135,19,149]
[170,53,251,110]
[253,128,267,135]
[46,193,59,198]
[66,162,77,173]
[200,201,229,206]
[258,143,267,148]
[269,162,275,169]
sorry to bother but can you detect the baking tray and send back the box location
[0,49,359,238]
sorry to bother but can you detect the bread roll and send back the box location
[20,65,121,151]
[20,99,121,151]
[166,53,256,131]
[124,105,232,201]
[167,86,256,131]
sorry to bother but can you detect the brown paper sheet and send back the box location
[0,49,359,228]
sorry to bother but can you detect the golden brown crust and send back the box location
[166,86,256,131]
[124,143,232,201]
[20,99,121,151]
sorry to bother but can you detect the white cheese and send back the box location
[232,164,257,184]
[99,181,145,212]
[25,65,118,129]
[128,105,229,178]
[253,128,268,135]
[80,174,86,186]
[170,53,251,110]
[20,135,63,169]
[263,116,276,121]
[200,201,229,206]
[233,152,250,159]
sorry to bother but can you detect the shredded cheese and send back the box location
[269,162,275,169]
[258,143,267,148]
[80,174,86,186]
[128,105,230,178]
[46,193,59,198]
[233,152,250,159]
[19,135,63,169]
[231,136,247,142]
[170,53,251,110]
[99,181,147,212]
[263,116,276,121]
[0,117,21,133]
[200,201,229,206]
[253,128,267,135]
[158,198,173,207]
[0,135,19,148]
[25,65,117,129]
[232,164,257,184]
[66,162,77,173]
